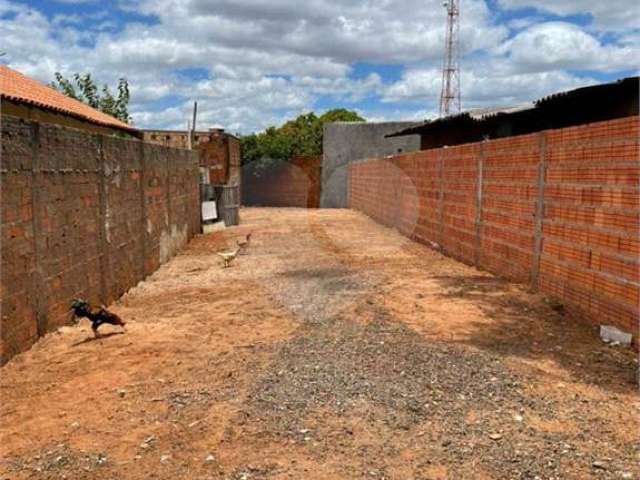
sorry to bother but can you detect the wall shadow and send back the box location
[429,273,638,395]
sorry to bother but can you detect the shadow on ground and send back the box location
[430,274,637,394]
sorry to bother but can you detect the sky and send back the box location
[0,0,638,134]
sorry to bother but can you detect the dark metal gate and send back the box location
[215,184,240,226]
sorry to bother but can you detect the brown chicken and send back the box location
[236,232,252,252]
[70,299,126,338]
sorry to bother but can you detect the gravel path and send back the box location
[1,208,637,480]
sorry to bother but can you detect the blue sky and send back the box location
[1,0,637,133]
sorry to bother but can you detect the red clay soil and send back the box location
[1,208,638,480]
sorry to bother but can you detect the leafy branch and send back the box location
[50,72,131,124]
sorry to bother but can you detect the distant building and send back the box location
[141,128,221,150]
[0,65,139,138]
[388,77,640,150]
[142,128,241,186]
[143,127,242,226]
[321,121,421,208]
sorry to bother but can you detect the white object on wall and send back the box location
[202,201,218,221]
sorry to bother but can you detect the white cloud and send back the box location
[382,66,596,111]
[127,0,507,65]
[0,0,636,133]
[497,0,640,31]
[496,22,638,72]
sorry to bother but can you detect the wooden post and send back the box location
[531,131,548,289]
[188,101,198,150]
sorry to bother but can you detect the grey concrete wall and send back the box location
[321,122,420,208]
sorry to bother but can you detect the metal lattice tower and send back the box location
[439,0,461,116]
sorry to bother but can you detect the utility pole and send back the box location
[439,0,461,117]
[188,101,198,150]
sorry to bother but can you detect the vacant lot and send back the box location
[1,208,638,479]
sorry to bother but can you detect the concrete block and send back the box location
[203,221,225,234]
[600,325,632,346]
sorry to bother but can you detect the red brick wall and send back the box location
[350,116,639,341]
[1,115,200,363]
[243,155,322,208]
[197,134,241,186]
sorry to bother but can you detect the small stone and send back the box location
[620,473,632,479]
[160,454,171,464]
[592,460,606,470]
[205,454,215,463]
[117,389,127,398]
[489,433,503,441]
[513,414,524,422]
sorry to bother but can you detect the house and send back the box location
[1,66,201,364]
[0,65,139,138]
[387,77,640,150]
[142,128,241,186]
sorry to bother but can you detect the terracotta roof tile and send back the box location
[0,65,136,132]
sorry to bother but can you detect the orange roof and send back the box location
[0,65,136,132]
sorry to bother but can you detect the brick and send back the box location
[1,115,201,364]
[243,155,321,208]
[350,115,640,341]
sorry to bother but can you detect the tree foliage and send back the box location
[50,72,131,124]
[241,108,364,175]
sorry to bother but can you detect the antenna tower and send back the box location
[439,0,461,116]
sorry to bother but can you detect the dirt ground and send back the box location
[1,208,638,480]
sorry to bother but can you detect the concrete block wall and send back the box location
[242,155,322,208]
[322,122,421,208]
[350,116,639,341]
[1,115,200,363]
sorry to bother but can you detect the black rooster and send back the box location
[70,299,126,338]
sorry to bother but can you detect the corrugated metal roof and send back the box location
[466,103,534,120]
[0,65,137,133]
[387,77,639,140]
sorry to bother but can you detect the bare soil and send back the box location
[1,208,638,480]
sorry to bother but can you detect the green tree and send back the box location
[319,108,364,124]
[50,72,131,123]
[241,108,364,175]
